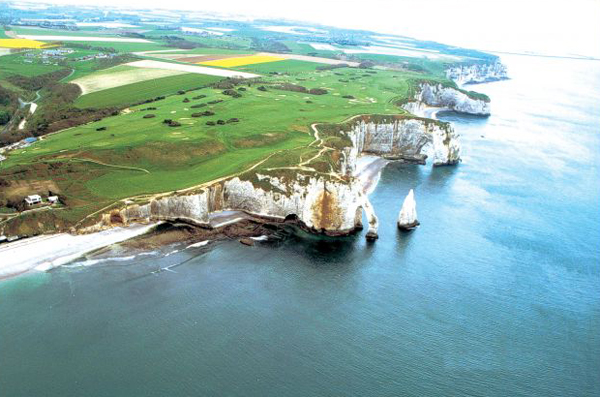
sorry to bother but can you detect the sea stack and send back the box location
[398,189,420,230]
[363,196,379,241]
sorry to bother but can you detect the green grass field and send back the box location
[0,53,64,78]
[74,73,222,108]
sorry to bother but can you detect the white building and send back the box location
[24,194,42,206]
[48,196,59,204]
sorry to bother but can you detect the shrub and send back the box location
[342,95,355,99]
[206,121,216,126]
[191,104,207,109]
[96,127,107,131]
[257,86,267,92]
[183,98,190,103]
[191,111,215,117]
[308,88,328,95]
[227,118,239,123]
[192,95,207,100]
[216,119,225,125]
[222,89,241,98]
[207,99,223,105]
[143,114,156,119]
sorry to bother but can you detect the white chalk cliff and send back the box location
[403,83,491,116]
[341,116,461,170]
[446,60,508,87]
[397,189,419,230]
[84,112,461,239]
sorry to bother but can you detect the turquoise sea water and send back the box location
[1,54,599,396]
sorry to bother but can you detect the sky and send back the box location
[13,0,600,58]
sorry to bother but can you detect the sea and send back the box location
[1,54,599,397]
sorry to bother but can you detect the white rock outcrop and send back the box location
[397,189,419,230]
[404,83,490,116]
[341,116,461,174]
[446,60,508,86]
[97,174,369,236]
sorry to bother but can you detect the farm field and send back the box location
[72,65,186,95]
[199,54,285,67]
[234,59,320,74]
[16,35,153,43]
[74,73,222,108]
[126,60,259,78]
[0,38,49,49]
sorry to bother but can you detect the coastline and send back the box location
[0,154,392,281]
[0,223,158,280]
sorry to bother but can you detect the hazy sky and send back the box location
[23,0,600,57]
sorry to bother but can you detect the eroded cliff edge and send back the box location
[83,114,460,238]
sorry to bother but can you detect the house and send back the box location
[48,196,59,204]
[24,194,42,206]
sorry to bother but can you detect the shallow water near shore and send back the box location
[1,54,599,396]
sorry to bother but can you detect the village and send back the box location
[23,48,117,65]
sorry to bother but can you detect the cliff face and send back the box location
[97,173,368,236]
[342,117,460,171]
[446,61,508,86]
[404,83,490,116]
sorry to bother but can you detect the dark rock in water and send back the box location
[365,231,378,241]
[240,238,255,246]
[398,220,420,231]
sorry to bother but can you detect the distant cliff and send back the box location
[403,82,491,116]
[446,60,508,86]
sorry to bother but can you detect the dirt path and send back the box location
[70,158,150,174]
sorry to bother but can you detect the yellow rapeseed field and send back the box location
[199,55,285,68]
[0,38,49,49]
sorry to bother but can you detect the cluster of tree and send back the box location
[24,82,121,139]
[7,69,72,91]
[250,37,290,53]
[94,54,138,71]
[273,83,328,95]
[191,111,215,117]
[205,118,238,126]
[161,36,208,49]
[316,64,349,71]
[0,86,18,126]
[222,89,241,98]
[62,43,119,53]
[162,119,181,127]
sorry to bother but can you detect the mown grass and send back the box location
[74,73,222,108]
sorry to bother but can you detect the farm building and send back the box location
[24,194,42,206]
[48,196,59,204]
